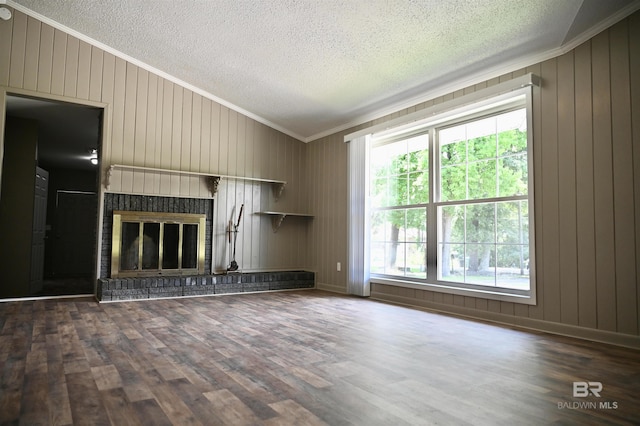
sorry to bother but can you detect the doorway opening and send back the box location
[0,94,102,299]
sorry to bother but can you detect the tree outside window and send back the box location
[438,108,529,289]
[369,107,530,291]
[370,134,428,278]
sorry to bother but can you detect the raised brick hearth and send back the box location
[98,270,315,301]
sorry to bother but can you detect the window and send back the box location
[371,134,429,278]
[437,108,529,290]
[365,86,535,303]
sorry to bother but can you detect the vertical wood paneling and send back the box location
[574,41,598,329]
[557,51,579,326]
[63,36,79,98]
[256,125,269,269]
[307,142,317,272]
[100,53,116,164]
[291,137,300,264]
[252,123,264,179]
[100,53,116,166]
[200,99,211,175]
[109,57,127,193]
[245,121,255,181]
[236,114,246,178]
[237,115,248,267]
[50,30,66,95]
[1,10,310,276]
[540,59,561,323]
[121,62,137,193]
[36,24,53,93]
[630,13,640,334]
[160,79,174,192]
[308,142,318,277]
[179,89,192,195]
[312,11,640,340]
[144,73,158,194]
[245,121,257,268]
[0,8,12,86]
[235,116,246,263]
[8,10,27,89]
[76,40,91,99]
[170,85,183,195]
[190,94,202,196]
[23,17,41,91]
[227,110,238,177]
[152,73,164,194]
[250,182,261,268]
[591,31,617,332]
[475,298,488,312]
[208,102,221,174]
[225,110,238,266]
[609,21,637,335]
[292,139,303,265]
[500,302,514,316]
[218,107,229,175]
[318,139,328,282]
[88,46,103,102]
[132,68,148,195]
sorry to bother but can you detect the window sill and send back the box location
[370,276,536,305]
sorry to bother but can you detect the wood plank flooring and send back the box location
[1,290,639,425]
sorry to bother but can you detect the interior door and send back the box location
[30,166,48,294]
[54,191,97,276]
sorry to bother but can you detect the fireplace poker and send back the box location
[228,203,244,271]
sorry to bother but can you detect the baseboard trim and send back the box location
[316,282,347,294]
[371,292,640,350]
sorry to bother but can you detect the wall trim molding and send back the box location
[370,292,640,350]
[306,2,640,143]
[6,0,639,144]
[317,282,347,294]
[4,0,306,143]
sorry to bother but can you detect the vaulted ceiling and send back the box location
[7,0,640,141]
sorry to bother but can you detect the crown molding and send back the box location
[4,0,307,143]
[305,0,640,143]
[6,0,639,144]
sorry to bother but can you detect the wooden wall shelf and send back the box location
[256,211,314,232]
[106,164,286,199]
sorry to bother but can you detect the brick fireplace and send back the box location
[101,193,213,279]
[98,193,314,301]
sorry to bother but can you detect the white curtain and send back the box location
[346,135,370,296]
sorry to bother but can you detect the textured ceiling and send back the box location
[6,0,640,141]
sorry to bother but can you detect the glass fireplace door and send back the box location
[111,211,206,278]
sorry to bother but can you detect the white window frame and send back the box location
[346,74,538,305]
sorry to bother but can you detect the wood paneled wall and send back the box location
[0,8,310,273]
[307,13,640,346]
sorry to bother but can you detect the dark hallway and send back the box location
[1,95,101,299]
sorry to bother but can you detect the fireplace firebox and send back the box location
[111,210,206,277]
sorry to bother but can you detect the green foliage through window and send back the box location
[369,106,531,291]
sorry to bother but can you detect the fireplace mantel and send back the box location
[106,164,286,199]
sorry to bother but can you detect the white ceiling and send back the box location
[6,0,640,142]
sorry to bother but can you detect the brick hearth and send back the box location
[98,271,315,301]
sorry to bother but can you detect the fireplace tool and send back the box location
[227,203,244,271]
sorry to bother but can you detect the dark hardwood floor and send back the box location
[1,290,638,425]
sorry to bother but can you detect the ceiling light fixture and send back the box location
[89,148,98,165]
[0,7,12,21]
